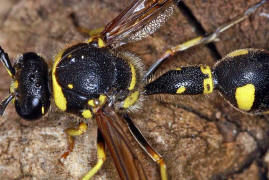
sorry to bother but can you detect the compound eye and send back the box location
[14,97,48,120]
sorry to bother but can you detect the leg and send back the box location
[69,13,104,42]
[0,46,15,77]
[60,122,88,161]
[124,114,168,180]
[142,0,267,81]
[0,47,16,116]
[81,129,106,180]
[0,94,14,116]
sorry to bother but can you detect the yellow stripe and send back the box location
[41,106,45,115]
[200,65,213,94]
[128,62,136,90]
[235,84,255,111]
[123,91,139,108]
[52,49,67,111]
[176,86,186,94]
[227,49,249,58]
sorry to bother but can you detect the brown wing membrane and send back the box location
[95,107,148,180]
[101,0,175,47]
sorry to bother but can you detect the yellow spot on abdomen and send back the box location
[123,91,139,108]
[52,50,67,111]
[82,110,93,119]
[200,65,213,94]
[176,86,186,94]
[227,49,249,58]
[235,84,255,111]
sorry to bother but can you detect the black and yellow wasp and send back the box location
[0,0,268,179]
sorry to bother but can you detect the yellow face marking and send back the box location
[82,110,93,119]
[68,84,74,89]
[52,49,67,111]
[99,95,107,105]
[235,84,255,111]
[200,65,213,94]
[175,67,182,71]
[227,49,249,58]
[123,91,139,109]
[68,54,72,58]
[9,80,18,94]
[41,106,45,115]
[176,86,186,94]
[128,62,137,90]
[98,38,106,48]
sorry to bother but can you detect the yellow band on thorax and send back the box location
[123,91,139,109]
[128,62,137,90]
[52,50,67,111]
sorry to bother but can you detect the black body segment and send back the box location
[14,53,50,120]
[213,49,269,113]
[54,43,132,115]
[145,66,209,95]
[144,49,269,114]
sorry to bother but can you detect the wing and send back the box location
[100,0,176,47]
[95,107,148,180]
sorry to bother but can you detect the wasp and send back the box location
[0,0,268,179]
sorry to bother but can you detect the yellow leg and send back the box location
[69,12,104,43]
[145,147,168,180]
[159,159,168,180]
[81,130,106,180]
[143,0,266,81]
[124,115,168,180]
[60,122,88,161]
